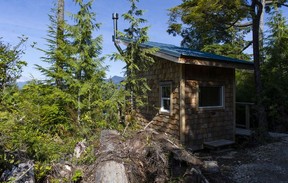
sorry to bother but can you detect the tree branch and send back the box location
[240,41,253,53]
[279,3,288,7]
[235,21,253,27]
[265,0,288,7]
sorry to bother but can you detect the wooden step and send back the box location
[236,128,252,136]
[204,139,234,149]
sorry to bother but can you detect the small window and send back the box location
[160,83,172,112]
[199,86,224,108]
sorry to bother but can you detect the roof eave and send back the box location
[152,50,254,70]
[118,38,254,70]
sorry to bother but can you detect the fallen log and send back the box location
[83,129,208,183]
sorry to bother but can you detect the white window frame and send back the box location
[160,82,172,113]
[198,85,224,109]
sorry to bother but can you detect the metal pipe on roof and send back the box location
[112,13,123,55]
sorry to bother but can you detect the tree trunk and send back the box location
[77,89,81,124]
[259,0,265,62]
[251,0,269,136]
[94,130,129,183]
[56,0,64,88]
[84,130,206,183]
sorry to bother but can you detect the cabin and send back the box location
[121,40,254,150]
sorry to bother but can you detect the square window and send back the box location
[160,83,172,112]
[199,86,224,108]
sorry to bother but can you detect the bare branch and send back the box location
[235,22,253,27]
[266,1,288,7]
[240,41,253,53]
[225,21,253,29]
[279,3,288,7]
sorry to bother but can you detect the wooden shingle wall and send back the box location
[136,58,181,138]
[136,58,236,150]
[184,65,235,150]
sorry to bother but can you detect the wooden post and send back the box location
[245,104,250,129]
[180,64,186,144]
[232,69,236,141]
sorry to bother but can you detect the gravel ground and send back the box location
[213,136,288,183]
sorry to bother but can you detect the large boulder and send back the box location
[0,161,35,183]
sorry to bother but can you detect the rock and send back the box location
[203,161,220,173]
[95,161,129,183]
[50,162,73,181]
[74,139,87,158]
[184,167,209,183]
[0,161,35,183]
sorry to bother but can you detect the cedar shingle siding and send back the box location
[184,65,235,150]
[120,38,255,150]
[136,59,235,150]
[136,58,181,138]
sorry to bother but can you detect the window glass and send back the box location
[160,84,171,112]
[162,98,170,111]
[199,86,223,107]
[162,86,170,98]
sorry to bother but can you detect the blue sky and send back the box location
[0,1,287,81]
[0,0,182,81]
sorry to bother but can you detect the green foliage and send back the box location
[236,70,255,102]
[36,0,120,131]
[72,169,83,182]
[112,0,157,114]
[0,36,27,90]
[34,162,52,182]
[0,82,76,161]
[168,0,249,50]
[0,1,122,180]
[35,10,69,88]
[262,10,288,131]
[168,0,288,134]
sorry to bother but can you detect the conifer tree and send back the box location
[113,0,156,115]
[263,10,288,130]
[0,37,27,91]
[56,0,65,88]
[36,7,69,86]
[36,0,111,131]
[67,0,106,126]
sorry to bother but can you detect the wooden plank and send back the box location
[179,64,186,143]
[204,139,234,148]
[235,128,252,136]
[179,58,254,70]
[245,105,250,129]
[232,68,236,142]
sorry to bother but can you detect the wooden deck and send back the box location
[236,128,288,138]
[236,128,252,136]
[204,139,234,149]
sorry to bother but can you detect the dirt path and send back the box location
[214,136,288,183]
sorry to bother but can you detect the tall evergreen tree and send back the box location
[112,0,156,115]
[67,0,106,125]
[36,0,112,131]
[36,6,69,86]
[263,10,288,131]
[56,0,65,88]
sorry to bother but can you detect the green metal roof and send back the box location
[140,41,253,65]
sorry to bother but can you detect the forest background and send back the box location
[1,0,288,181]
